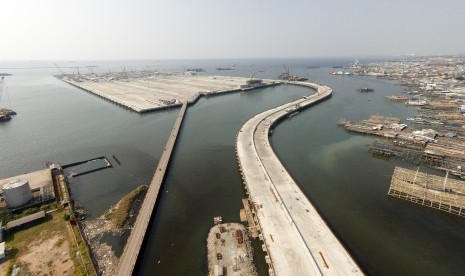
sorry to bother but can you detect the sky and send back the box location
[1,0,464,60]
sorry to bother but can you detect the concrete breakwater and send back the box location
[236,82,363,275]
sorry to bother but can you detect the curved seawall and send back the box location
[236,82,363,276]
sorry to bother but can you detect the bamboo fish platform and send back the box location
[388,167,465,217]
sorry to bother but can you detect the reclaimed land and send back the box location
[60,74,279,113]
[236,82,363,276]
[206,223,257,276]
[105,185,148,229]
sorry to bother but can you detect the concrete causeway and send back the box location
[236,82,363,275]
[115,101,188,276]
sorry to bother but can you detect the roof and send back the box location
[0,169,52,194]
[3,179,28,190]
[5,210,46,230]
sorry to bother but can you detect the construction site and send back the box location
[206,219,257,276]
[55,68,279,113]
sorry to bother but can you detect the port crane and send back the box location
[73,66,81,76]
[249,72,256,81]
[54,63,65,76]
[0,80,13,108]
[0,79,3,104]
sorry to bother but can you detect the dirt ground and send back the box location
[0,211,76,276]
[15,234,74,275]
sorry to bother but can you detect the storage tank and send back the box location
[3,179,32,208]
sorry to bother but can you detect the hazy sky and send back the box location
[1,0,464,60]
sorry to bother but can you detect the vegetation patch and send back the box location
[0,202,57,224]
[105,185,148,229]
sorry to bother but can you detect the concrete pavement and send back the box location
[236,82,363,276]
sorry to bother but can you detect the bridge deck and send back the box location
[115,102,187,276]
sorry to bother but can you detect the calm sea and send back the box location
[1,58,464,275]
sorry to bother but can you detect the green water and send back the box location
[1,61,465,275]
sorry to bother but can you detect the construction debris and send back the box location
[206,222,257,276]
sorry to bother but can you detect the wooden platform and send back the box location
[388,167,465,217]
[338,115,404,138]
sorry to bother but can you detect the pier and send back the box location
[236,82,362,275]
[115,101,188,276]
[62,156,112,178]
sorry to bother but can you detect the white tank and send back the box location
[3,179,32,208]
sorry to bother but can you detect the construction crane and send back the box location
[0,79,3,104]
[0,82,13,108]
[249,72,256,81]
[54,63,65,76]
[73,66,81,76]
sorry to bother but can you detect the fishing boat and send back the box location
[358,87,375,92]
[406,100,427,106]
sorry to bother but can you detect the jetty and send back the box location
[115,101,187,276]
[236,82,362,275]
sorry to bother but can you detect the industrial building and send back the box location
[3,179,32,208]
[0,169,55,210]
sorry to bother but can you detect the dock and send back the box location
[236,82,362,275]
[63,156,112,178]
[115,101,187,276]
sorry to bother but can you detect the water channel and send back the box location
[1,60,465,275]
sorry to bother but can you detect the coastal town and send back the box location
[340,56,465,216]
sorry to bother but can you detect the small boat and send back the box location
[406,100,427,106]
[185,68,205,73]
[406,117,415,121]
[359,87,375,92]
